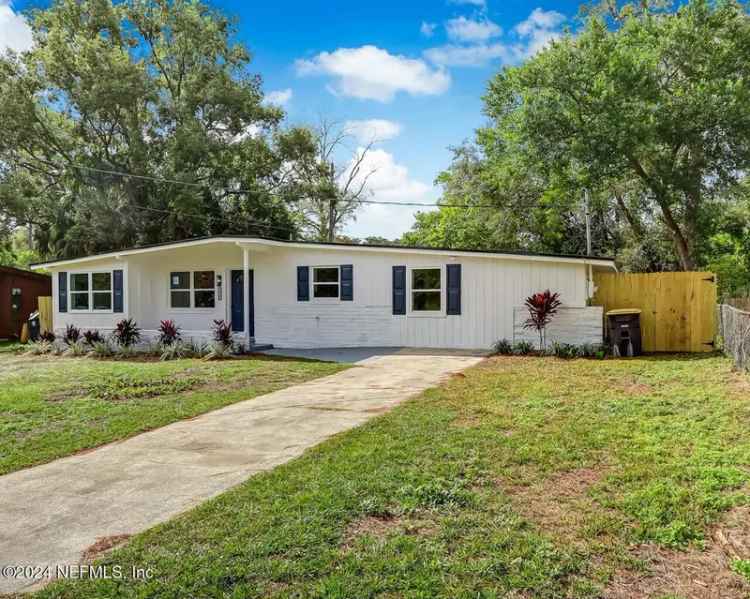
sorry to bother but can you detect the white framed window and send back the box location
[70,272,113,312]
[411,267,442,313]
[169,271,216,309]
[312,266,339,299]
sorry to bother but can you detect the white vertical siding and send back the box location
[251,246,587,350]
[48,242,590,350]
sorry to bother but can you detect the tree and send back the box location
[289,120,377,242]
[482,0,750,270]
[0,0,312,259]
[401,142,627,259]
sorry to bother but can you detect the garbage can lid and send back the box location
[28,311,39,320]
[606,308,642,316]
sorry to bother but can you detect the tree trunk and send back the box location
[627,156,696,271]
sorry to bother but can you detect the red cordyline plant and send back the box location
[158,320,181,346]
[523,290,562,351]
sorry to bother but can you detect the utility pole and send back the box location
[584,188,592,256]
[584,189,594,302]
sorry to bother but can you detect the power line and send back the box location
[69,163,502,210]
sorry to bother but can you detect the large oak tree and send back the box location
[0,0,316,259]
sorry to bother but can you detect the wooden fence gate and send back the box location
[38,296,52,334]
[592,272,717,352]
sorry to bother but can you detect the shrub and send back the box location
[523,290,562,350]
[115,344,136,359]
[493,338,513,355]
[26,340,54,355]
[158,320,181,346]
[512,340,535,355]
[82,330,103,345]
[63,339,88,357]
[212,319,233,346]
[160,340,192,361]
[549,342,580,359]
[205,321,234,360]
[40,330,56,343]
[90,340,115,358]
[63,324,81,345]
[112,318,141,347]
[188,339,208,357]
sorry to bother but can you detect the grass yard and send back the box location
[30,354,750,598]
[0,352,346,475]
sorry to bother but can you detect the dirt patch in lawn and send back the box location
[48,373,203,403]
[81,534,132,561]
[503,467,610,545]
[605,506,750,599]
[342,514,402,548]
[342,513,438,549]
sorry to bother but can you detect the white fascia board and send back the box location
[32,236,617,270]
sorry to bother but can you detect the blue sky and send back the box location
[2,0,583,238]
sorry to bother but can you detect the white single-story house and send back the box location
[31,235,616,350]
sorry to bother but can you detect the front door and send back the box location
[230,270,254,336]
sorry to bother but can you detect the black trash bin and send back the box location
[606,309,642,357]
[28,311,41,341]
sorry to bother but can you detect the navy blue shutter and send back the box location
[113,269,124,313]
[446,264,461,315]
[58,272,68,313]
[392,266,406,315]
[340,265,353,301]
[297,266,309,301]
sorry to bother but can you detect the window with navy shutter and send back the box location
[340,265,353,301]
[392,266,406,315]
[297,266,310,301]
[446,264,461,315]
[113,269,124,312]
[58,272,68,312]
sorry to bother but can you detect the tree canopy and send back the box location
[0,0,318,259]
[403,0,750,290]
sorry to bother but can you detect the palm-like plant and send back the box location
[523,290,562,351]
[158,320,181,346]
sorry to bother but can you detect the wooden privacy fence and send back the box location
[38,296,52,334]
[592,272,717,352]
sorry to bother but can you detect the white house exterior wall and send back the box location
[251,246,588,350]
[48,241,594,350]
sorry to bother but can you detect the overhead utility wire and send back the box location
[69,163,501,210]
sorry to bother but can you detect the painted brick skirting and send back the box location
[513,306,603,347]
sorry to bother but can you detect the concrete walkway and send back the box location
[0,353,482,594]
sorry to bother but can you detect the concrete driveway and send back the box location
[0,351,483,594]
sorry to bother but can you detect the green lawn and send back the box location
[0,353,346,475]
[31,354,750,598]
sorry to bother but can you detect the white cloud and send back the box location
[424,7,567,68]
[344,119,402,144]
[265,88,292,106]
[0,1,33,55]
[420,21,437,37]
[343,148,436,238]
[445,16,502,43]
[514,8,566,57]
[295,45,450,102]
[424,43,512,67]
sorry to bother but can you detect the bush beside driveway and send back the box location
[30,353,750,598]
